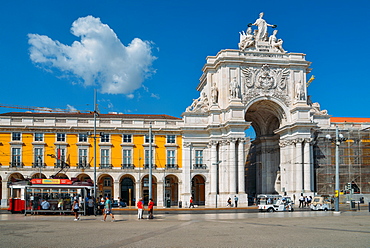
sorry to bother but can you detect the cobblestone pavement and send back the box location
[0,210,369,248]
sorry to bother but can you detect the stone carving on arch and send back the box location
[241,64,290,106]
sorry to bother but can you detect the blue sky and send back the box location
[1,0,370,118]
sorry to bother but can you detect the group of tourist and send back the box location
[298,195,313,208]
[227,195,239,207]
[137,198,155,219]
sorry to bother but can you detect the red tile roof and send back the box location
[0,112,181,120]
[330,117,370,123]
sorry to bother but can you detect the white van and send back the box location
[258,195,294,212]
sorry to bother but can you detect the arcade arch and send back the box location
[31,173,46,179]
[141,175,157,204]
[245,99,284,195]
[191,175,205,206]
[76,174,90,182]
[164,174,179,206]
[120,175,135,206]
[98,174,113,199]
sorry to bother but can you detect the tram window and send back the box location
[12,188,21,198]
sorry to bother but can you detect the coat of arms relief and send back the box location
[241,64,290,106]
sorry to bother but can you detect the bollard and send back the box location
[358,202,360,211]
[369,202,370,212]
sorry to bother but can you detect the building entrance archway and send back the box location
[191,175,205,206]
[120,176,135,207]
[141,175,157,205]
[245,99,283,195]
[164,175,179,206]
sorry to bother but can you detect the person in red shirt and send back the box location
[137,198,144,219]
[148,198,154,219]
[189,196,194,208]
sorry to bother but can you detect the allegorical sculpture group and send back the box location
[239,12,286,53]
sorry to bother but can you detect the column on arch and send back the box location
[229,138,237,194]
[294,139,303,193]
[237,139,245,194]
[113,180,120,200]
[209,141,218,195]
[219,140,229,194]
[181,142,192,201]
[303,139,312,192]
[1,177,7,207]
[278,140,288,194]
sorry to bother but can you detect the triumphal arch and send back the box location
[182,12,325,207]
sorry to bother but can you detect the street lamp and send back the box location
[326,126,346,212]
[212,161,221,208]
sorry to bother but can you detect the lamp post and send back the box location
[149,122,153,201]
[93,89,98,215]
[326,126,346,212]
[212,161,221,208]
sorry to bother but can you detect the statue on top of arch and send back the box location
[238,12,287,53]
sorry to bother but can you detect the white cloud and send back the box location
[66,104,78,112]
[28,16,156,95]
[151,93,160,99]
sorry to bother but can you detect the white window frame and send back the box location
[78,148,88,167]
[195,150,203,165]
[12,132,21,141]
[122,149,132,166]
[56,133,66,142]
[55,147,66,167]
[144,134,154,144]
[11,147,21,167]
[144,149,154,167]
[101,134,110,143]
[100,148,110,168]
[167,149,176,165]
[166,135,176,144]
[79,133,88,142]
[34,133,43,142]
[123,134,132,143]
[34,147,44,167]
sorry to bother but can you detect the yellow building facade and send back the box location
[0,112,183,207]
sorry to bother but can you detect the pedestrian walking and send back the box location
[234,195,239,208]
[227,197,232,207]
[148,198,154,219]
[102,196,115,222]
[137,197,144,219]
[189,197,195,208]
[72,199,80,221]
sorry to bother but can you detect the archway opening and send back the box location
[141,175,157,205]
[31,173,46,179]
[98,174,113,199]
[164,175,179,206]
[245,100,283,196]
[120,176,135,207]
[191,175,205,206]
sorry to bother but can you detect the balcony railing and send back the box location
[165,164,178,169]
[121,164,135,169]
[32,163,46,168]
[9,162,23,168]
[54,162,70,168]
[77,163,90,169]
[144,164,157,169]
[193,164,207,169]
[99,164,112,169]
